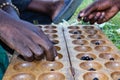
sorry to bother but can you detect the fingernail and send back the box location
[55,56,59,60]
[80,13,84,16]
[83,17,89,22]
[94,16,98,20]
[101,12,105,15]
[100,12,105,19]
[78,15,81,19]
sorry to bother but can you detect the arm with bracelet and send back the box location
[0,0,19,19]
[0,0,57,79]
[0,0,57,61]
[0,0,18,79]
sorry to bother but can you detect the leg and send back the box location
[27,0,64,20]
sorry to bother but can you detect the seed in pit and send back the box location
[110,58,114,60]
[51,41,57,44]
[93,77,99,80]
[86,57,94,61]
[80,56,86,60]
[73,31,78,34]
[50,69,54,71]
[80,56,94,61]
[77,37,81,39]
[89,58,94,60]
[86,56,90,60]
[88,68,96,71]
[95,42,100,45]
[80,56,93,61]
[80,44,84,45]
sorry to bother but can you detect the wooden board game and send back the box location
[3,25,120,80]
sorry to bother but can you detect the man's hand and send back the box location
[78,0,120,24]
[0,10,57,61]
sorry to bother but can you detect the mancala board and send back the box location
[63,25,120,80]
[3,25,120,80]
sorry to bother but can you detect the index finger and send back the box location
[32,28,57,61]
[45,45,58,61]
[78,2,98,18]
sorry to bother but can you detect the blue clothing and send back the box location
[12,0,32,12]
[12,0,83,24]
[12,0,52,24]
[0,45,9,80]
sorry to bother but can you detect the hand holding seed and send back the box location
[78,0,120,24]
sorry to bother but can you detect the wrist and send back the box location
[0,10,20,27]
[0,2,20,16]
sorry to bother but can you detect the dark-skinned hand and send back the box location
[78,0,120,24]
[0,10,57,61]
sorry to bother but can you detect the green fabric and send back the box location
[0,45,9,80]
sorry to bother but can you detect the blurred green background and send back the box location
[69,0,120,49]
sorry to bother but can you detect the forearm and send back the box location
[0,9,18,27]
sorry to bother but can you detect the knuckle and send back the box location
[23,55,34,62]
[46,44,53,51]
[45,41,54,49]
[24,52,33,58]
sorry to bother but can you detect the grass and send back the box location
[69,0,120,49]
